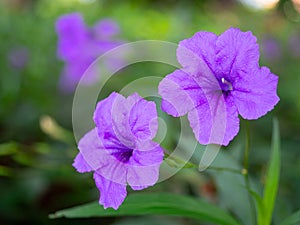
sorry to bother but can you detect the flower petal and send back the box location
[94,92,118,137]
[232,67,280,120]
[110,93,137,148]
[93,172,127,210]
[126,163,161,188]
[94,92,132,149]
[127,93,158,140]
[59,56,97,92]
[177,31,217,75]
[133,141,164,166]
[159,69,205,117]
[130,185,148,191]
[187,94,239,146]
[215,28,259,80]
[78,128,128,185]
[55,13,88,60]
[77,128,106,171]
[127,141,163,187]
[72,153,93,173]
[92,19,120,39]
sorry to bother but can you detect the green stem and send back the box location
[206,166,243,175]
[164,153,244,174]
[243,120,256,225]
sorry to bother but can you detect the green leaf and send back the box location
[50,193,241,225]
[247,188,264,225]
[0,142,18,156]
[280,210,300,225]
[261,118,281,225]
[0,165,13,177]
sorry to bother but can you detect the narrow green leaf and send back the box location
[247,188,265,225]
[280,210,300,225]
[50,193,241,225]
[262,118,281,225]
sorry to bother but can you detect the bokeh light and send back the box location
[292,0,300,13]
[239,0,279,10]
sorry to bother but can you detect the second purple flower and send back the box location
[159,28,280,146]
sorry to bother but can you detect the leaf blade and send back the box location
[280,210,300,225]
[247,188,265,225]
[262,118,281,224]
[50,193,241,225]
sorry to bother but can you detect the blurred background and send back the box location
[0,0,300,224]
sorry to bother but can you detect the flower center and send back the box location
[111,149,133,163]
[221,77,233,93]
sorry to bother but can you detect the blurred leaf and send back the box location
[260,118,281,225]
[0,142,18,156]
[185,136,257,225]
[12,152,36,166]
[0,165,13,176]
[112,216,181,225]
[280,210,300,225]
[33,142,51,154]
[50,193,242,225]
[39,115,74,144]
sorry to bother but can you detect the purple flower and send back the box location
[56,13,122,92]
[159,28,279,146]
[7,46,29,70]
[260,35,281,61]
[73,92,164,209]
[288,31,300,58]
[92,19,120,40]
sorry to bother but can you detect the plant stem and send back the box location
[206,166,243,174]
[243,120,256,225]
[165,153,244,173]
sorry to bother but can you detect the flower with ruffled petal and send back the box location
[56,13,122,92]
[73,92,163,209]
[159,28,279,146]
